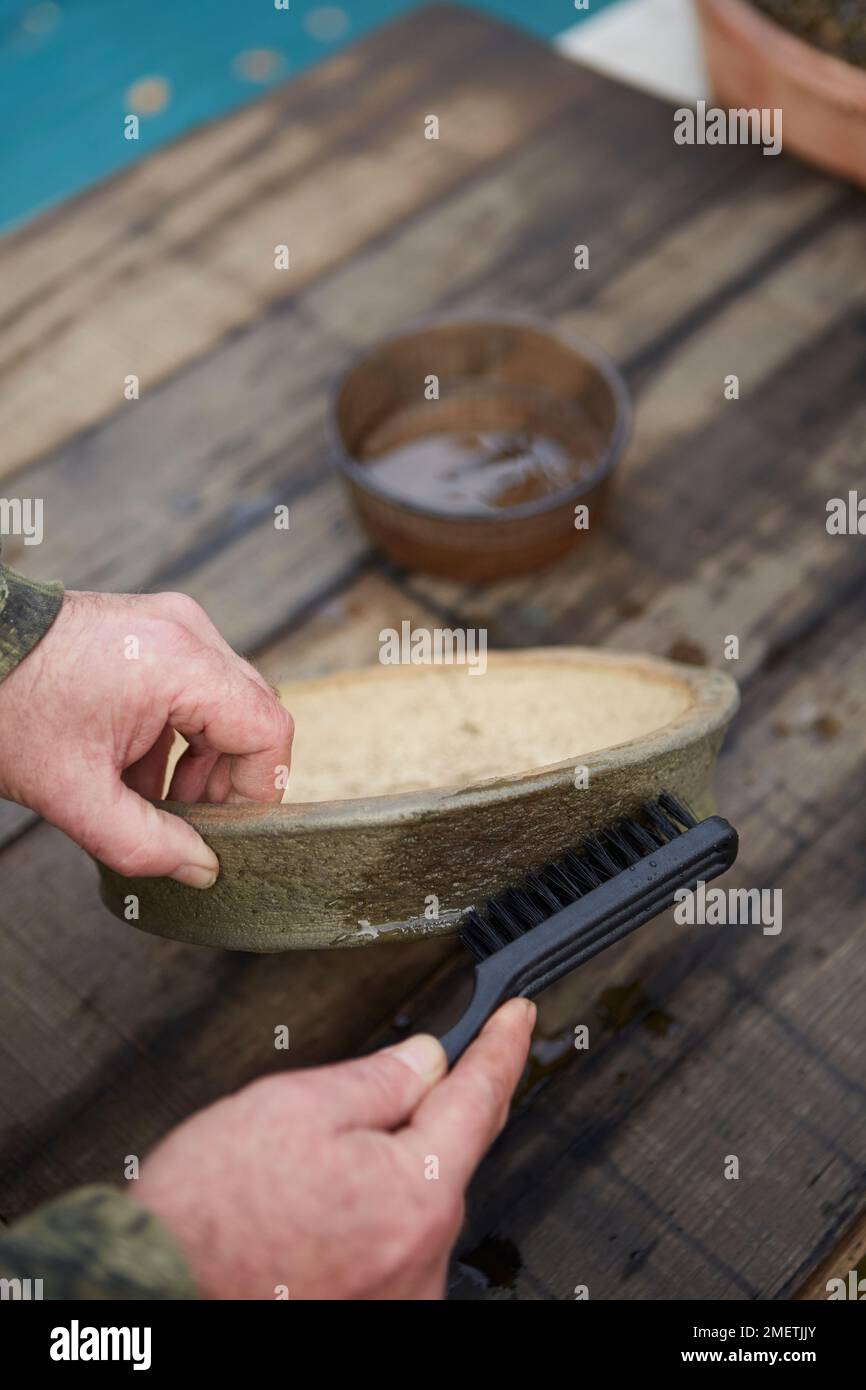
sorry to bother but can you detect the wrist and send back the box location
[0,563,64,685]
[134,1171,219,1298]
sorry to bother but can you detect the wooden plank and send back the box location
[304,128,843,349]
[149,474,369,656]
[0,306,352,599]
[795,1210,866,1300]
[0,800,34,850]
[0,5,584,478]
[253,571,427,685]
[622,213,866,457]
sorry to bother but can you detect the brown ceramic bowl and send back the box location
[330,316,631,581]
[696,0,866,187]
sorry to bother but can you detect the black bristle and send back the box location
[642,799,681,842]
[540,861,579,903]
[506,888,545,931]
[525,871,564,914]
[458,791,699,961]
[658,790,697,829]
[562,848,601,893]
[620,817,660,856]
[460,908,498,962]
[582,834,622,880]
[603,824,643,866]
[488,895,528,942]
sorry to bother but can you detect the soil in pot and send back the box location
[751,0,866,68]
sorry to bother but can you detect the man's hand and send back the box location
[0,590,293,886]
[134,998,535,1299]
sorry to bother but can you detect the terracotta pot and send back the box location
[695,0,866,187]
[98,649,739,952]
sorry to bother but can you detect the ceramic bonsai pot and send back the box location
[98,648,739,952]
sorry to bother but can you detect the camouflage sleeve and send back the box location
[0,558,196,1299]
[0,1185,198,1300]
[0,554,64,684]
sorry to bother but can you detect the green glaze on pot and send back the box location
[97,649,739,952]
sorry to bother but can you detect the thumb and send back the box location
[56,774,220,887]
[302,1034,448,1133]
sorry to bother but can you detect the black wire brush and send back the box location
[439,791,738,1065]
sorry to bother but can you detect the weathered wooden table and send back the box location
[1,4,864,1300]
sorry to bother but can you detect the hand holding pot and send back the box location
[0,589,293,886]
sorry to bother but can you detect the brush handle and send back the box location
[439,815,738,1066]
[438,898,649,1067]
[440,971,520,1068]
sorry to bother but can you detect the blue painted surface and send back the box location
[1,1,620,233]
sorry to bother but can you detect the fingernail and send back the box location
[386,1033,447,1083]
[171,863,218,889]
[523,999,538,1028]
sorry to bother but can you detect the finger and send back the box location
[148,592,277,700]
[203,752,234,804]
[399,1255,451,1301]
[57,771,219,887]
[170,664,293,804]
[166,742,222,802]
[400,998,535,1191]
[369,1253,452,1301]
[295,1034,448,1132]
[123,724,177,801]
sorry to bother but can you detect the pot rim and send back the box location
[162,648,739,837]
[327,310,632,524]
[696,0,866,104]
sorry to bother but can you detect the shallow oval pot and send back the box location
[98,648,739,952]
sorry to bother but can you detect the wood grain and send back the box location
[0,5,581,478]
[795,1208,866,1300]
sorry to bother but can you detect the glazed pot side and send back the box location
[347,473,615,582]
[97,656,739,953]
